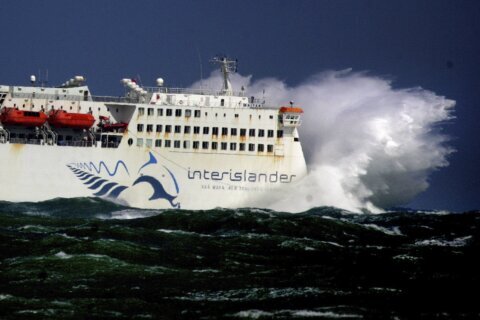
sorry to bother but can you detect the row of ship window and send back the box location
[133,138,275,153]
[137,124,283,138]
[137,107,274,120]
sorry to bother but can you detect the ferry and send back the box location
[0,57,307,209]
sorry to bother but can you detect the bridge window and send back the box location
[267,144,273,153]
[164,140,171,148]
[183,141,190,149]
[202,141,209,149]
[203,127,209,135]
[249,129,255,137]
[184,126,191,134]
[137,138,144,147]
[212,127,219,136]
[212,142,218,150]
[146,124,153,132]
[146,139,153,148]
[277,130,283,138]
[138,108,145,116]
[147,108,154,116]
[185,109,192,117]
[194,110,201,117]
[248,143,255,152]
[239,143,245,151]
[240,129,246,137]
[221,142,227,150]
[231,128,237,136]
[258,129,265,137]
[157,108,163,116]
[156,125,162,132]
[155,139,162,147]
[175,109,182,117]
[222,127,228,136]
[258,144,264,152]
[174,140,181,148]
[137,124,144,132]
[230,143,237,151]
[165,125,171,133]
[175,125,181,133]
[166,109,172,116]
[267,130,274,138]
[193,126,200,134]
[193,141,199,149]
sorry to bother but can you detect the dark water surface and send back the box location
[0,198,479,319]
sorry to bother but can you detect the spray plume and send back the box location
[191,70,455,213]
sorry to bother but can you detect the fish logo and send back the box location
[132,152,180,208]
[67,152,180,208]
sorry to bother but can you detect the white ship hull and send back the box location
[0,142,306,209]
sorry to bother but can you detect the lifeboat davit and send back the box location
[48,110,95,129]
[0,107,48,127]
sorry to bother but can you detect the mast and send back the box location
[211,56,237,96]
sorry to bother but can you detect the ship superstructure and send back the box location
[0,57,307,209]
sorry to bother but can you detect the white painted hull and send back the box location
[0,142,307,209]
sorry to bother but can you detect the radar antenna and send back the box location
[211,56,237,95]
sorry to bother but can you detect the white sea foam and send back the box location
[54,251,72,259]
[232,310,273,318]
[231,309,362,319]
[414,236,472,247]
[0,294,14,301]
[156,229,212,237]
[192,70,454,213]
[104,209,160,220]
[291,310,362,318]
[363,224,403,236]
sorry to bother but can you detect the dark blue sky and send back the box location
[1,0,479,211]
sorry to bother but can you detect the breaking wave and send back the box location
[192,70,455,212]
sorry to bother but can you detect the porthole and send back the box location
[128,138,133,146]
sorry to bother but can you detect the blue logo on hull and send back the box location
[67,152,180,208]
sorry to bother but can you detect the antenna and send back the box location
[37,69,49,87]
[136,74,143,87]
[196,47,203,90]
[211,55,237,95]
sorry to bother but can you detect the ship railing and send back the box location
[101,141,120,148]
[57,140,93,147]
[91,95,153,104]
[91,95,132,103]
[12,92,85,102]
[143,86,246,97]
[9,138,43,145]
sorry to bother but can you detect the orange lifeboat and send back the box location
[279,106,304,113]
[0,107,48,127]
[48,110,95,129]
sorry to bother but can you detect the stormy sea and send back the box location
[0,198,479,319]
